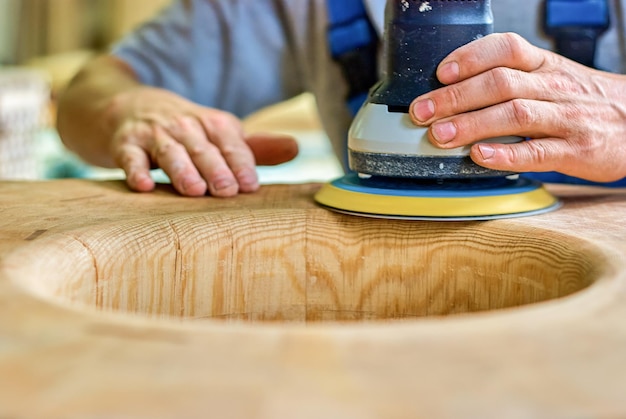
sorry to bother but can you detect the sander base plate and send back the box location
[314,173,560,221]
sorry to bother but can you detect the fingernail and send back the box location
[237,169,258,188]
[125,171,154,192]
[432,122,457,144]
[412,99,435,122]
[478,144,495,160]
[182,176,206,195]
[439,61,460,83]
[212,177,236,191]
[133,172,149,184]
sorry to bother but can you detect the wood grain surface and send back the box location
[1,179,626,418]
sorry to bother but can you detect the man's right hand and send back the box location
[409,33,626,183]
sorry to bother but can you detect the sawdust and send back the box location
[403,1,433,13]
[419,2,433,13]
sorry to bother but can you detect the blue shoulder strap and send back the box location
[326,0,379,116]
[543,0,610,69]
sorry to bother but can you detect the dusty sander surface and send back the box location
[1,179,626,418]
[315,173,560,220]
[349,150,515,178]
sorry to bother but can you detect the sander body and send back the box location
[315,0,560,220]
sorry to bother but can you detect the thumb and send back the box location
[246,133,299,166]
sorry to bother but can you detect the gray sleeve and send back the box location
[111,0,306,118]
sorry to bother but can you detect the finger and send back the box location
[114,142,155,193]
[172,115,241,197]
[150,125,208,197]
[427,99,566,149]
[470,138,616,182]
[111,122,155,192]
[469,138,578,176]
[198,112,259,194]
[411,67,539,124]
[246,133,299,166]
[472,137,626,183]
[436,32,548,85]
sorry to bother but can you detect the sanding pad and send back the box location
[314,173,560,221]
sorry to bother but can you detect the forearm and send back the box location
[56,55,141,168]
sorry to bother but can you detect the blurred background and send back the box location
[0,0,342,184]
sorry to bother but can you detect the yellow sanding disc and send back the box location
[314,174,560,221]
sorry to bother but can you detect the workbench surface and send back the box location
[1,179,625,418]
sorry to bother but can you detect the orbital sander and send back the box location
[315,0,560,220]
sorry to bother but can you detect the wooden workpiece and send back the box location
[1,179,625,418]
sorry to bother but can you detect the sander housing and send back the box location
[313,0,560,220]
[348,0,521,179]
